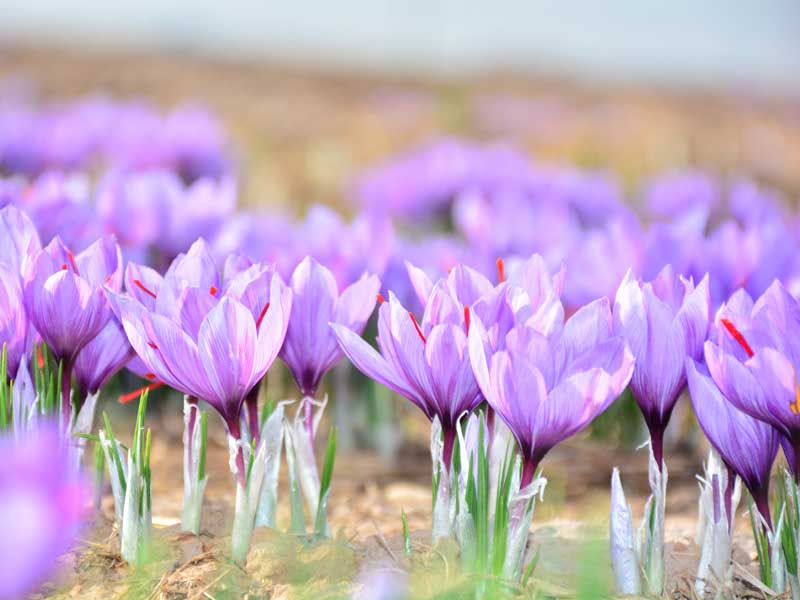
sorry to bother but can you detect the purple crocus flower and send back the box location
[111,245,292,483]
[73,317,134,399]
[704,281,800,481]
[332,285,481,471]
[22,235,122,424]
[280,256,380,398]
[0,264,32,379]
[469,298,634,487]
[686,358,778,525]
[0,205,41,276]
[613,265,710,468]
[0,425,88,599]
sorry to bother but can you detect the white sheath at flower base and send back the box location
[228,434,270,565]
[770,508,787,595]
[431,417,455,541]
[255,402,287,528]
[638,445,667,596]
[11,357,37,439]
[454,414,479,563]
[489,420,513,523]
[503,469,545,581]
[120,445,151,566]
[68,391,99,473]
[288,396,327,527]
[99,429,128,526]
[610,467,641,595]
[695,450,740,598]
[181,398,207,535]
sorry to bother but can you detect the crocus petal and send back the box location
[197,297,257,422]
[405,261,434,305]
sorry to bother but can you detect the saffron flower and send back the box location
[613,265,711,468]
[469,297,634,487]
[280,256,380,398]
[332,285,482,471]
[0,264,32,379]
[686,358,778,526]
[22,235,122,425]
[0,205,41,276]
[0,425,88,599]
[704,281,800,481]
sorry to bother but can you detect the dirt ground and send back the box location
[3,46,797,597]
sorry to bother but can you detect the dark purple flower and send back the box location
[613,265,710,468]
[280,256,380,398]
[686,358,778,525]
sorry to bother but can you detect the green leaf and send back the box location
[521,546,540,587]
[197,410,208,483]
[314,427,338,536]
[401,508,412,556]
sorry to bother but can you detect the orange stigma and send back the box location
[496,258,506,283]
[119,382,163,404]
[720,318,754,358]
[210,286,218,296]
[463,306,471,334]
[791,383,800,415]
[65,249,79,274]
[376,293,385,304]
[256,302,270,329]
[408,312,426,343]
[132,279,157,299]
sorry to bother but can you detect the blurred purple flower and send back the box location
[613,265,710,468]
[280,256,380,398]
[0,204,42,275]
[0,425,88,599]
[686,358,778,525]
[469,298,634,487]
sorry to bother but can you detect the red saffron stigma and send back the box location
[61,263,67,270]
[36,346,45,369]
[66,249,79,274]
[145,372,157,380]
[133,279,157,299]
[256,302,271,329]
[376,293,385,304]
[119,382,163,404]
[147,341,158,350]
[720,317,754,358]
[496,258,506,283]
[408,312,427,343]
[210,286,218,296]
[463,306,471,334]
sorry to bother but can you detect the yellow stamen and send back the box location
[790,383,800,415]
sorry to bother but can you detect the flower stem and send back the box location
[442,427,456,472]
[245,385,260,443]
[61,360,73,431]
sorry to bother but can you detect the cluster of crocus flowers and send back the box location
[110,239,292,562]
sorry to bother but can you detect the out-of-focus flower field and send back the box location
[2,47,800,599]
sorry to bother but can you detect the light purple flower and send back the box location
[613,265,710,467]
[280,256,380,397]
[111,243,292,450]
[0,425,88,599]
[73,317,134,398]
[704,281,800,480]
[23,235,121,364]
[686,358,778,525]
[469,297,634,487]
[332,285,481,471]
[0,204,41,276]
[0,264,32,379]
